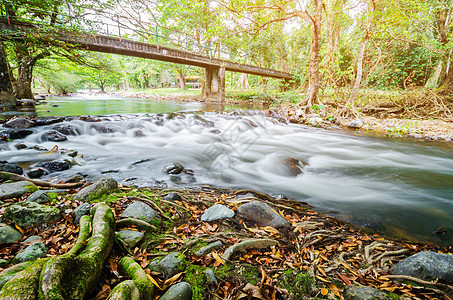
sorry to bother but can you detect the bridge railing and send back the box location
[0,2,294,74]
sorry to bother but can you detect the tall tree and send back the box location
[219,0,324,109]
[0,41,15,107]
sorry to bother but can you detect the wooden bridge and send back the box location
[0,16,293,103]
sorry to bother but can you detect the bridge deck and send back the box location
[0,20,292,80]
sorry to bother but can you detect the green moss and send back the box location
[24,183,39,193]
[388,293,400,299]
[184,264,209,300]
[278,270,319,299]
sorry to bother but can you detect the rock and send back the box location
[23,235,43,243]
[159,282,192,300]
[308,116,323,126]
[37,161,70,172]
[169,174,196,185]
[26,190,51,204]
[391,251,453,281]
[196,241,223,257]
[0,259,9,268]
[3,202,61,227]
[235,192,256,199]
[164,162,185,174]
[34,116,65,126]
[121,201,159,224]
[348,119,364,129]
[223,239,279,260]
[282,158,306,176]
[26,168,48,179]
[73,203,91,224]
[12,242,47,264]
[344,285,387,300]
[73,177,118,202]
[203,269,218,286]
[150,252,186,279]
[0,181,38,200]
[0,129,34,140]
[14,143,27,150]
[66,150,78,157]
[53,124,80,136]
[163,192,182,201]
[32,145,48,151]
[0,163,23,175]
[236,201,290,229]
[201,204,235,222]
[0,224,22,244]
[40,130,68,142]
[18,99,37,106]
[63,174,85,184]
[4,117,35,129]
[116,230,144,248]
[34,95,46,101]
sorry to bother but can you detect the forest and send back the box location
[0,0,451,121]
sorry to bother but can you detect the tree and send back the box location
[0,41,15,107]
[219,0,323,109]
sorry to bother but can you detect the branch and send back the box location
[384,30,443,54]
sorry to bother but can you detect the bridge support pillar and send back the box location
[204,65,225,103]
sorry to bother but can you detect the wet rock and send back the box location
[159,282,192,300]
[0,129,34,140]
[73,177,118,202]
[348,119,364,129]
[164,162,185,175]
[37,161,70,172]
[34,116,64,126]
[0,181,38,200]
[169,174,196,185]
[34,95,46,101]
[12,242,47,264]
[163,192,182,201]
[40,130,68,142]
[0,224,22,244]
[26,168,48,179]
[391,251,453,281]
[282,158,306,176]
[196,241,223,257]
[433,226,447,235]
[236,201,290,229]
[121,201,159,224]
[0,163,23,175]
[201,204,235,222]
[308,116,323,126]
[26,190,51,204]
[77,115,101,122]
[73,203,91,224]
[116,230,144,248]
[3,202,61,227]
[53,124,80,136]
[63,174,85,184]
[344,285,387,300]
[150,252,186,279]
[14,143,27,150]
[32,145,48,151]
[18,99,37,106]
[4,117,35,128]
[66,150,78,157]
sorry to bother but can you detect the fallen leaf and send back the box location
[321,287,328,296]
[212,250,226,267]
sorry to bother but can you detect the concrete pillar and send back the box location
[204,65,225,103]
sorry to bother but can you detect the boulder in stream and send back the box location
[4,117,35,129]
[40,130,68,142]
[0,163,23,175]
[391,251,453,281]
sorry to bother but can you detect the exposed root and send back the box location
[128,195,172,221]
[0,171,85,189]
[116,218,158,233]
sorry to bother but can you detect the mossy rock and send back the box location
[3,202,61,227]
[0,181,38,200]
[73,177,118,202]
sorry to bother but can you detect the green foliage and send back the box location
[278,270,319,299]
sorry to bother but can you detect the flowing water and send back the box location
[1,95,452,246]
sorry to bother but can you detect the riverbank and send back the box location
[113,89,453,142]
[0,176,452,299]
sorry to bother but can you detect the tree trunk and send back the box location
[13,46,49,100]
[0,41,15,108]
[233,73,251,89]
[305,0,322,108]
[177,70,187,90]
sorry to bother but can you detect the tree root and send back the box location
[0,171,85,189]
[0,203,115,299]
[116,218,158,233]
[382,275,453,298]
[109,257,154,300]
[128,196,172,221]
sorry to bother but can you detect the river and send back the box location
[1,94,452,246]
